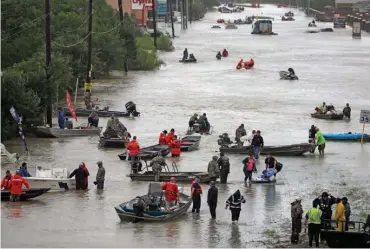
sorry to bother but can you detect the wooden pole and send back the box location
[169,0,175,37]
[45,0,52,126]
[361,123,365,144]
[152,0,158,48]
[74,78,79,105]
[85,0,93,107]
[118,0,128,72]
[189,0,192,24]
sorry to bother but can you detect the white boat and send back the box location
[1,143,19,165]
[25,166,75,191]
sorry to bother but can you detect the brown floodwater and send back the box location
[2,5,370,248]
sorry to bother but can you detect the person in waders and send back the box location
[207,181,218,219]
[218,152,230,184]
[291,197,303,244]
[190,180,203,213]
[226,190,245,224]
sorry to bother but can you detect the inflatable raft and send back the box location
[323,132,369,142]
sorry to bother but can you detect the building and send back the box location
[106,0,152,25]
[335,0,361,9]
[352,0,370,12]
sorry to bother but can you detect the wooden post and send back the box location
[44,0,52,126]
[361,123,365,144]
[118,0,128,72]
[84,0,93,107]
[169,0,175,37]
[152,0,158,48]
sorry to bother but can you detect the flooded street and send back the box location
[2,5,370,247]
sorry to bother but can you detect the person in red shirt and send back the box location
[127,136,140,157]
[80,162,90,189]
[170,135,182,157]
[190,178,203,213]
[9,170,30,201]
[222,49,229,57]
[166,129,175,144]
[1,170,13,190]
[236,59,243,70]
[244,59,254,69]
[158,130,168,144]
[161,177,179,210]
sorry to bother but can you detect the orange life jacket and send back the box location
[159,133,167,144]
[127,140,140,156]
[236,61,243,70]
[161,182,179,201]
[9,174,30,195]
[1,174,13,190]
[166,132,174,144]
[170,140,182,155]
[192,183,203,195]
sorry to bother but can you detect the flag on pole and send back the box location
[66,91,78,122]
[9,107,29,153]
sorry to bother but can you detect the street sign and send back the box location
[360,110,370,124]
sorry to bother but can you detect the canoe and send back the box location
[118,144,170,161]
[114,183,192,222]
[62,107,140,118]
[99,136,126,148]
[128,171,214,183]
[311,113,344,120]
[34,126,101,138]
[279,71,299,80]
[179,59,197,63]
[1,188,51,201]
[323,132,370,142]
[219,143,314,156]
[180,135,201,151]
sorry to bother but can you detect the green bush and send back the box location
[128,34,161,70]
[157,33,174,51]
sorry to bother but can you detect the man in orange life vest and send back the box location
[9,170,30,201]
[158,130,168,144]
[1,170,13,190]
[166,129,175,144]
[190,178,203,213]
[170,135,182,157]
[127,136,140,158]
[161,177,179,210]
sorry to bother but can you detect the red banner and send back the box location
[66,91,78,122]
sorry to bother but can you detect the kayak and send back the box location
[323,132,369,142]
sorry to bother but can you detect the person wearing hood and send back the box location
[80,162,89,189]
[342,197,351,231]
[334,198,346,231]
[207,181,218,219]
[235,124,247,144]
[291,197,303,244]
[315,128,326,156]
[88,111,99,127]
[69,164,89,190]
[222,49,228,57]
[216,52,222,60]
[159,130,168,144]
[225,190,246,223]
[342,103,351,119]
[208,156,220,181]
[94,161,105,190]
[313,192,336,242]
[243,154,256,184]
[9,170,30,201]
[1,170,13,190]
[251,130,264,159]
[189,113,198,131]
[218,152,230,184]
[190,178,203,213]
[58,107,65,129]
[19,162,31,177]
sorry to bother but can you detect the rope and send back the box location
[93,21,123,34]
[51,32,91,48]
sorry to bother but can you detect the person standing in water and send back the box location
[8,170,30,201]
[342,103,351,119]
[315,128,326,156]
[306,200,322,248]
[208,156,220,182]
[218,152,230,184]
[69,164,89,190]
[243,154,256,184]
[291,197,303,244]
[225,190,246,223]
[342,197,351,231]
[95,161,105,190]
[207,181,218,219]
[190,179,203,213]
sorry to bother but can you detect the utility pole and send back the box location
[85,0,93,107]
[44,0,52,126]
[118,0,128,72]
[152,0,158,48]
[189,0,192,24]
[169,0,175,37]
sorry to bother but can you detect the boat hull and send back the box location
[179,59,197,63]
[320,229,370,248]
[220,143,314,156]
[323,133,369,142]
[63,107,139,117]
[311,113,344,120]
[99,137,126,148]
[25,178,75,191]
[34,126,100,138]
[118,144,170,160]
[180,136,201,152]
[128,171,214,183]
[1,188,50,201]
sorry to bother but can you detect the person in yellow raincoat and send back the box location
[334,198,346,231]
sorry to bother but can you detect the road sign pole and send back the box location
[359,109,369,144]
[361,123,365,144]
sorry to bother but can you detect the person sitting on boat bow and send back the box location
[235,124,247,144]
[216,52,222,60]
[88,111,99,127]
[222,49,228,57]
[161,177,179,210]
[159,130,168,144]
[127,136,140,158]
[1,170,13,190]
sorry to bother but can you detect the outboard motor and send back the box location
[363,214,370,232]
[125,101,140,117]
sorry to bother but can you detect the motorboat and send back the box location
[310,113,344,120]
[1,188,50,201]
[33,125,101,138]
[279,71,299,80]
[322,132,369,142]
[62,101,140,117]
[180,136,201,151]
[1,143,19,165]
[282,16,295,21]
[99,136,127,148]
[179,58,197,63]
[25,166,75,191]
[220,143,315,156]
[285,11,294,17]
[118,144,170,161]
[308,22,317,27]
[321,28,334,32]
[186,123,213,135]
[114,183,192,222]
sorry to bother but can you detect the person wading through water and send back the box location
[208,156,220,182]
[226,190,246,224]
[94,161,105,190]
[207,181,218,219]
[305,200,322,248]
[190,178,203,213]
[217,152,230,184]
[8,170,30,202]
[69,164,89,190]
[243,154,256,184]
[291,197,303,244]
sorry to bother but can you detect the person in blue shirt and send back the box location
[19,162,31,177]
[58,107,65,129]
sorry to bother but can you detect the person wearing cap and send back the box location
[95,161,105,190]
[1,170,13,190]
[313,192,336,242]
[166,129,176,144]
[8,170,30,201]
[169,135,182,157]
[218,152,230,184]
[158,130,168,144]
[342,197,351,231]
[69,164,89,190]
[127,136,140,157]
[251,130,264,159]
[305,200,322,247]
[208,156,220,182]
[188,113,198,131]
[161,177,179,210]
[190,179,203,213]
[19,162,31,177]
[291,197,303,244]
[207,181,218,219]
[235,124,247,144]
[315,128,326,157]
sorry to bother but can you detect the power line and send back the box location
[58,13,93,34]
[51,32,91,48]
[93,21,123,35]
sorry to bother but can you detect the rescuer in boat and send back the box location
[242,154,256,184]
[8,170,30,202]
[291,197,303,244]
[222,49,228,57]
[342,197,351,231]
[1,170,13,190]
[188,113,198,132]
[216,52,222,60]
[218,152,230,184]
[326,103,337,114]
[305,200,322,248]
[161,177,179,210]
[189,54,196,61]
[343,103,351,119]
[197,113,210,132]
[208,156,220,181]
[103,126,118,138]
[251,130,264,159]
[151,155,166,181]
[58,107,65,129]
[190,179,203,213]
[236,59,243,69]
[69,164,89,190]
[127,136,140,158]
[315,127,326,156]
[334,198,346,231]
[313,192,337,242]
[94,161,105,190]
[170,135,182,157]
[218,133,232,147]
[166,129,175,144]
[235,124,247,144]
[287,68,295,78]
[88,111,99,127]
[226,190,246,223]
[106,115,115,129]
[207,181,218,219]
[158,130,168,144]
[131,155,143,174]
[182,48,188,61]
[309,125,317,153]
[19,162,31,177]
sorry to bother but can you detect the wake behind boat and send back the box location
[1,188,50,201]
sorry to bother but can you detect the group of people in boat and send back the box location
[291,192,352,246]
[308,19,316,27]
[182,48,196,62]
[314,102,351,118]
[216,49,229,59]
[236,59,254,70]
[188,113,211,133]
[158,129,182,157]
[103,115,131,145]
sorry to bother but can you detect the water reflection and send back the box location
[165,222,179,238]
[228,224,241,248]
[5,203,23,219]
[208,219,221,248]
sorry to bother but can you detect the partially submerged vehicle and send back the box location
[118,144,170,161]
[220,143,314,156]
[1,188,50,201]
[114,183,192,222]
